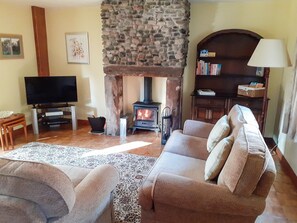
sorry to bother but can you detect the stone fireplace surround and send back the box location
[101,0,190,136]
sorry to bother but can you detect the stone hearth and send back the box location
[101,0,190,136]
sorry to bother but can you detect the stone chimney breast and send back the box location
[101,0,191,136]
[101,0,190,67]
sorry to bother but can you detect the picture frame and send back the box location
[256,67,264,77]
[0,34,24,59]
[65,32,89,64]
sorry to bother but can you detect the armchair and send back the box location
[0,158,119,223]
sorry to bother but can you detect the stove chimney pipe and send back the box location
[143,77,153,104]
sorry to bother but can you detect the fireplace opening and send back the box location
[132,77,161,134]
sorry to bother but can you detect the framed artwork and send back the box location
[256,67,264,77]
[0,34,24,59]
[65,32,89,64]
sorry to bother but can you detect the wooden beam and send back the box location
[166,77,183,129]
[104,75,123,136]
[32,6,50,76]
[104,65,184,78]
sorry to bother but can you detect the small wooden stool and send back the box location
[0,114,27,150]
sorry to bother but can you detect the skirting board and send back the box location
[275,148,297,189]
[265,137,297,189]
[78,119,89,125]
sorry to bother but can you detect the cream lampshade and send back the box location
[248,39,291,68]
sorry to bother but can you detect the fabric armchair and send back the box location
[0,158,119,223]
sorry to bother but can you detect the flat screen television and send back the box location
[24,76,78,106]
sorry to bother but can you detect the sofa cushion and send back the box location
[0,158,76,218]
[139,151,206,210]
[217,124,269,197]
[207,115,230,152]
[204,135,234,181]
[228,104,259,137]
[164,130,209,160]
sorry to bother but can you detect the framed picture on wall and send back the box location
[0,34,24,59]
[65,32,89,64]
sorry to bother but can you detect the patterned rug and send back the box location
[2,142,156,223]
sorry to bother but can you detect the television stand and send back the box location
[31,104,77,135]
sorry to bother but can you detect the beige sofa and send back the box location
[139,105,276,223]
[0,159,119,223]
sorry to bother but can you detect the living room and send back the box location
[0,0,296,222]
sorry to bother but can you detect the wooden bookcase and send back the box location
[191,29,269,133]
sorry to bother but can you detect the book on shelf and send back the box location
[197,89,216,96]
[196,60,221,75]
[210,64,222,75]
[199,49,216,57]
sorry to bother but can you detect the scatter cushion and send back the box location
[228,104,259,137]
[207,115,230,152]
[205,135,234,181]
[218,124,269,196]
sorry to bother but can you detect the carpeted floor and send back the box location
[2,142,156,223]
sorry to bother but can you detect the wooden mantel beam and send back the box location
[104,65,184,78]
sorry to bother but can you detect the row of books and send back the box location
[196,60,222,76]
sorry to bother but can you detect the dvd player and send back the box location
[45,111,64,117]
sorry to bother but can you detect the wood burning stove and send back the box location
[132,102,161,134]
[132,77,161,134]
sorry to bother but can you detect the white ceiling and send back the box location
[0,0,267,8]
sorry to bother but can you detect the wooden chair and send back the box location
[0,129,4,151]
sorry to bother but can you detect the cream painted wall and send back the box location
[123,77,142,116]
[184,1,290,137]
[46,6,105,120]
[0,3,37,122]
[275,0,297,175]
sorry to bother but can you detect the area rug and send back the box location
[2,142,157,223]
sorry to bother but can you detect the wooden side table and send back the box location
[0,114,27,150]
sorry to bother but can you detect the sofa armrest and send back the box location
[152,172,265,216]
[75,164,119,196]
[183,120,214,138]
[164,130,209,160]
[56,164,119,223]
